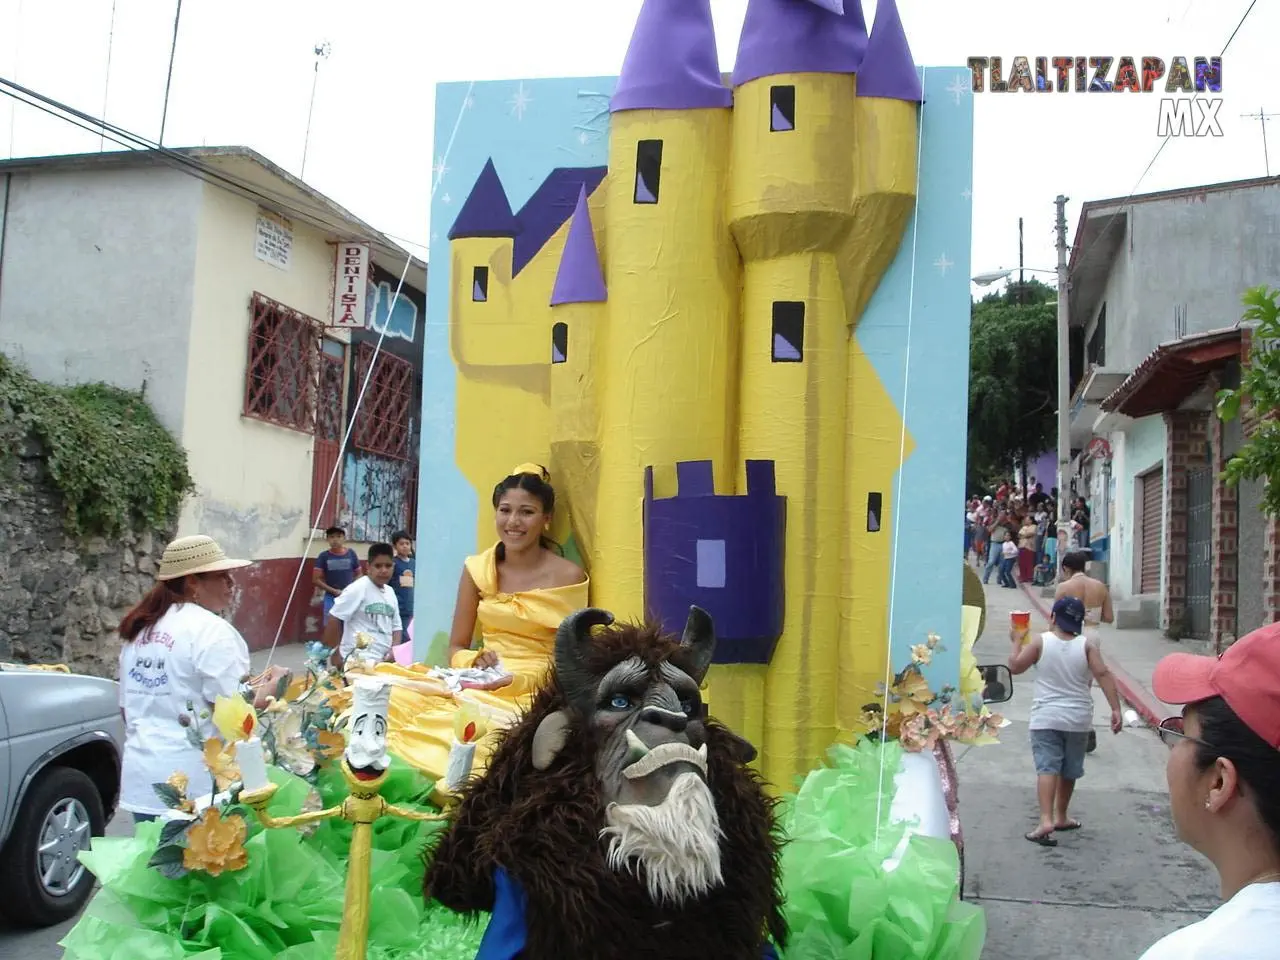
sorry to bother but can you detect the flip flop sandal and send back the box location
[1025,831,1058,847]
[1055,821,1082,831]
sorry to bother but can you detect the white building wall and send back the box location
[1107,414,1166,602]
[0,167,201,436]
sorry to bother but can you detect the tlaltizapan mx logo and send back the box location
[967,56,1224,137]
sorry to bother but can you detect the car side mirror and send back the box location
[978,663,1013,704]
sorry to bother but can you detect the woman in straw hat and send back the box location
[1138,623,1280,958]
[116,535,284,823]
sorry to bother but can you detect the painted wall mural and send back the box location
[416,0,974,789]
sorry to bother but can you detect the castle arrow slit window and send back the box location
[771,301,804,362]
[770,85,796,131]
[634,139,663,204]
[551,322,568,364]
[472,266,488,302]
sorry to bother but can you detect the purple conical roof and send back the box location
[550,187,607,305]
[856,0,922,101]
[448,159,519,240]
[731,0,868,88]
[611,0,732,112]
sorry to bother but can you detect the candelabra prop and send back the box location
[235,675,468,960]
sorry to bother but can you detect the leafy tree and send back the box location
[1216,286,1280,515]
[966,279,1058,495]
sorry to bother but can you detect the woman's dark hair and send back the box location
[1193,696,1280,850]
[1062,550,1088,573]
[491,466,562,561]
[119,579,189,641]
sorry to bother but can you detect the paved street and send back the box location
[961,579,1221,958]
[2,607,1226,959]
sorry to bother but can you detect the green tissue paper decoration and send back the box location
[59,758,486,960]
[776,739,985,960]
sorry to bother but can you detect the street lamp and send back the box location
[970,267,1057,286]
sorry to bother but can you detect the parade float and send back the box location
[59,0,1009,956]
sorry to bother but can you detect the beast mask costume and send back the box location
[425,606,786,959]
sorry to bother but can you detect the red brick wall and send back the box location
[1163,411,1192,629]
[1207,373,1238,652]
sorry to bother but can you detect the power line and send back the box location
[101,0,118,152]
[0,76,419,257]
[1069,0,1260,272]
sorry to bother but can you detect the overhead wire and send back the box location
[1068,0,1259,272]
[0,76,422,258]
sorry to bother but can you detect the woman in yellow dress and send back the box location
[377,464,588,783]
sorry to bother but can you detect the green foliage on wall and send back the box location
[1216,286,1280,516]
[967,279,1059,493]
[0,352,194,537]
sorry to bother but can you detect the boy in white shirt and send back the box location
[322,541,402,668]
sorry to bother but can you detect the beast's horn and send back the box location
[681,606,716,685]
[554,607,615,702]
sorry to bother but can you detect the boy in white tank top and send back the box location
[1007,596,1125,846]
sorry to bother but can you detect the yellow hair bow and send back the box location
[510,463,550,480]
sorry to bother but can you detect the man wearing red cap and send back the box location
[1137,624,1280,958]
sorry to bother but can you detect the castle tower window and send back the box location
[770,85,796,131]
[472,266,489,302]
[551,322,568,364]
[695,539,726,588]
[771,301,804,362]
[867,492,883,532]
[634,139,663,204]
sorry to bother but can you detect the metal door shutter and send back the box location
[1140,468,1163,595]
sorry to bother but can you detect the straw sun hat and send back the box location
[156,535,251,581]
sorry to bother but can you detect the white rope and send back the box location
[875,66,928,844]
[261,80,476,668]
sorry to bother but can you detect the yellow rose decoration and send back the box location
[212,695,257,743]
[202,737,242,792]
[183,808,248,876]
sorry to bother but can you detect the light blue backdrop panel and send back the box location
[416,70,974,690]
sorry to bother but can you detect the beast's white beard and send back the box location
[599,771,723,905]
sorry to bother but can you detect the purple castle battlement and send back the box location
[643,460,785,665]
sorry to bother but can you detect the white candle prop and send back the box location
[444,740,477,792]
[236,737,270,791]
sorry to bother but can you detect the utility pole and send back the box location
[1241,108,1278,177]
[1055,195,1071,569]
[1017,216,1025,303]
[158,0,183,146]
[301,42,331,180]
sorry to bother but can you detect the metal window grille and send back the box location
[352,342,413,460]
[243,293,322,432]
[310,340,347,528]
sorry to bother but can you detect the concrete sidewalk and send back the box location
[1000,577,1200,725]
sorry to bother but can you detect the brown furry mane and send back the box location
[424,620,787,958]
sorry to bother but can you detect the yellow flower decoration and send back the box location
[910,643,934,666]
[166,772,190,796]
[315,729,346,761]
[202,737,242,793]
[183,808,248,876]
[892,669,934,715]
[212,695,257,743]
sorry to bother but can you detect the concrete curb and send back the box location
[1016,583,1173,726]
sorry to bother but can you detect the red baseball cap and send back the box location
[1152,622,1280,749]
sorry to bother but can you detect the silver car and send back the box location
[0,663,123,927]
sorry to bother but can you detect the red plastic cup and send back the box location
[1011,610,1031,644]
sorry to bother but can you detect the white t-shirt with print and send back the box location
[117,602,251,814]
[1139,882,1280,959]
[331,575,402,661]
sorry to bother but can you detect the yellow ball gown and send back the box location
[375,544,589,782]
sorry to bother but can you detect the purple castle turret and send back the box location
[550,186,607,305]
[448,158,519,240]
[856,0,922,101]
[732,0,868,87]
[611,0,731,112]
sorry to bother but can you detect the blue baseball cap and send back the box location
[1051,596,1085,634]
